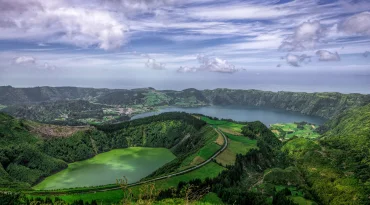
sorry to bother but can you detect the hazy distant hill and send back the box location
[0,86,115,105]
[1,86,370,119]
[202,89,370,118]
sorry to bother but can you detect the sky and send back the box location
[0,0,369,93]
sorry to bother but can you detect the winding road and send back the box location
[32,128,228,195]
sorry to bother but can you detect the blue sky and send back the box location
[0,0,369,92]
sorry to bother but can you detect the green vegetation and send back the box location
[2,100,130,125]
[33,148,175,190]
[203,89,370,119]
[178,126,221,169]
[143,90,172,106]
[270,122,320,140]
[215,133,257,166]
[2,102,370,205]
[200,192,224,204]
[157,106,370,205]
[156,121,289,205]
[29,162,225,204]
[200,116,244,134]
[227,138,255,155]
[280,104,370,204]
[0,104,6,110]
[1,86,370,125]
[2,86,370,119]
[0,112,207,189]
[226,133,257,146]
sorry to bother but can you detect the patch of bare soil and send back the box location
[27,123,92,138]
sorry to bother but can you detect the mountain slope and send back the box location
[0,112,210,189]
[281,104,370,204]
[0,86,114,105]
[2,86,369,120]
[203,89,370,119]
[320,104,370,182]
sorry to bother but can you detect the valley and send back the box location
[1,86,369,126]
[0,87,369,205]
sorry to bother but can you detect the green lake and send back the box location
[33,147,176,190]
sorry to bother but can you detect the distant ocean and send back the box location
[2,71,369,94]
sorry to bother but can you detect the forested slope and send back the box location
[281,104,370,204]
[202,89,370,119]
[320,104,370,182]
[2,86,369,120]
[156,105,370,205]
[0,112,209,189]
[0,86,114,105]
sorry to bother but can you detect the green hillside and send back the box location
[2,86,370,122]
[281,104,370,204]
[321,104,370,182]
[0,112,209,190]
[1,104,370,204]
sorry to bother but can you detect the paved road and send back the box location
[33,128,228,195]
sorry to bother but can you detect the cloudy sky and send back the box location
[0,0,369,93]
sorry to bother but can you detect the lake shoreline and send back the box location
[130,105,326,126]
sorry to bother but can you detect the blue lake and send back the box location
[131,106,326,126]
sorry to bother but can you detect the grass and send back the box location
[225,133,257,155]
[200,116,244,134]
[200,192,224,204]
[33,148,176,190]
[216,133,257,166]
[198,117,257,167]
[144,91,171,106]
[198,143,221,159]
[228,140,254,155]
[270,123,320,140]
[180,126,221,169]
[225,133,257,146]
[215,147,235,166]
[290,196,317,205]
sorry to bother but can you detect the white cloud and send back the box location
[13,56,36,65]
[12,55,57,70]
[285,54,311,67]
[339,12,370,36]
[38,43,48,47]
[145,58,166,70]
[177,66,197,73]
[186,3,290,20]
[316,50,341,61]
[280,21,326,51]
[286,54,300,67]
[176,54,239,73]
[0,0,129,50]
[43,63,56,71]
[197,54,238,73]
[100,0,175,13]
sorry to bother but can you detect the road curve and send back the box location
[33,128,228,195]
